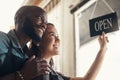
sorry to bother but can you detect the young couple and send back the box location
[0,5,108,80]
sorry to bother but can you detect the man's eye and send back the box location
[34,16,42,20]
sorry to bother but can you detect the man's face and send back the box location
[23,12,47,42]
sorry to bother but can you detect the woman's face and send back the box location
[40,24,60,57]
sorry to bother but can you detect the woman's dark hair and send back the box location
[30,41,54,67]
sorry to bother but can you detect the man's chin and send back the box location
[32,36,42,42]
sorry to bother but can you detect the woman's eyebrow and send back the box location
[48,32,55,34]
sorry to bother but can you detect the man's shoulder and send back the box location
[0,31,9,42]
[0,31,10,54]
[0,31,7,37]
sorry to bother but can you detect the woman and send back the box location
[29,23,109,80]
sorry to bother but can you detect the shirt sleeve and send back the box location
[0,32,10,54]
[0,31,10,65]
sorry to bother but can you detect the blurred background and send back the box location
[0,0,120,80]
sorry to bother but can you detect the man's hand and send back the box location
[20,55,50,80]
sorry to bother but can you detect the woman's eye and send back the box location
[50,33,55,36]
[48,32,59,38]
[48,33,55,37]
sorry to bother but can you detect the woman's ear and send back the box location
[36,43,40,47]
[31,40,41,47]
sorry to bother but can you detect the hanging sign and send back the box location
[89,12,119,37]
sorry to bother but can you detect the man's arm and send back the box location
[0,73,21,80]
[0,55,50,80]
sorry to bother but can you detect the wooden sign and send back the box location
[89,12,119,37]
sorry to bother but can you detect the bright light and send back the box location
[0,0,24,32]
[76,32,120,80]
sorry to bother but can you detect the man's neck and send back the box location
[15,30,31,48]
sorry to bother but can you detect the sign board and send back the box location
[89,12,119,37]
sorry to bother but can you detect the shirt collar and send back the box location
[7,29,22,49]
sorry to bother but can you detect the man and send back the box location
[0,5,48,80]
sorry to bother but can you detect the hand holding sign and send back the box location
[89,12,119,37]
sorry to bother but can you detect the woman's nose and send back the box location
[55,36,60,42]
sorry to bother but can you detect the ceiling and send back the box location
[23,0,44,6]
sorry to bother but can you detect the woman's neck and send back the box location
[43,55,52,63]
[39,52,52,63]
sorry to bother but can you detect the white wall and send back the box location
[0,0,24,32]
[76,32,120,80]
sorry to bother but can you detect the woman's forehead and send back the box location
[46,26,56,32]
[43,25,57,36]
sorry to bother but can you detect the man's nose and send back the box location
[41,23,47,32]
